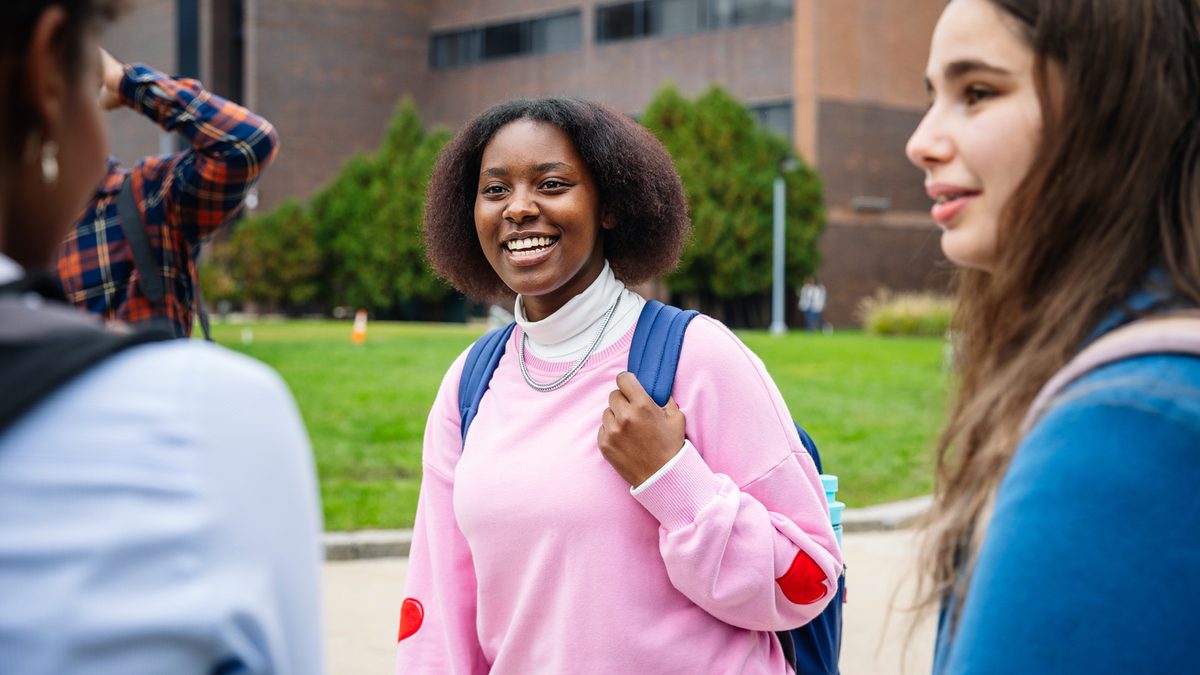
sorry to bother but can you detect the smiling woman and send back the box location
[906,1,1200,673]
[399,98,844,673]
[905,0,1042,271]
[473,119,611,321]
[424,97,687,304]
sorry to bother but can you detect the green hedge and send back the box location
[858,290,955,337]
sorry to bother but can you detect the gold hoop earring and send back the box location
[41,140,59,185]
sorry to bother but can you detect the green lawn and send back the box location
[210,321,949,531]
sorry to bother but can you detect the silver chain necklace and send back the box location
[518,294,621,392]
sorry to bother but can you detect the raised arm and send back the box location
[106,49,279,241]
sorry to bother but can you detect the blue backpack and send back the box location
[458,300,844,674]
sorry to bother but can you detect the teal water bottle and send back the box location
[820,474,844,549]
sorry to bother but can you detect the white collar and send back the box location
[513,260,644,360]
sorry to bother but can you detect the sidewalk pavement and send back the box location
[323,498,935,674]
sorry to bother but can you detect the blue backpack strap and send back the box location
[629,301,825,470]
[457,322,517,444]
[795,423,823,474]
[628,300,841,675]
[627,300,699,406]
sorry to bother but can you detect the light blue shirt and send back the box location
[0,291,326,674]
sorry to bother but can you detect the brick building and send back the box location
[104,0,950,326]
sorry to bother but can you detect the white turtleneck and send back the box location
[514,260,645,362]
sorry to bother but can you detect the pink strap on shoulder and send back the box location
[1020,315,1200,436]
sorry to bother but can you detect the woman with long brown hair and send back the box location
[907,0,1200,671]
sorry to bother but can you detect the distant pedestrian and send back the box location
[397,97,841,673]
[56,46,278,338]
[907,1,1200,672]
[798,276,826,332]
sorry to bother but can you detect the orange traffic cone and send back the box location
[352,309,368,344]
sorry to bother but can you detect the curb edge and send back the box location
[323,495,933,561]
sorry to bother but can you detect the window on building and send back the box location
[653,0,706,36]
[597,0,792,44]
[596,1,651,42]
[482,22,524,59]
[731,0,792,24]
[707,0,736,28]
[430,29,482,69]
[430,10,582,69]
[749,100,793,140]
[531,12,583,54]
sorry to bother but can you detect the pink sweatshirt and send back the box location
[396,316,843,674]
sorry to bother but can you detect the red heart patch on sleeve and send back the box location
[397,598,424,642]
[776,550,829,605]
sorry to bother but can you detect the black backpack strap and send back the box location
[627,300,699,406]
[116,176,165,303]
[0,268,69,301]
[0,282,173,431]
[117,176,212,341]
[457,322,517,444]
[193,270,212,341]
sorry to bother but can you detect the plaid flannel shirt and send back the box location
[56,64,279,337]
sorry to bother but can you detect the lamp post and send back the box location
[770,159,800,336]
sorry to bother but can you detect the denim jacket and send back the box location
[934,284,1200,673]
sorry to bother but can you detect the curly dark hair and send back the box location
[424,97,690,302]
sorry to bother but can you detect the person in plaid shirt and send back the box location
[56,47,279,337]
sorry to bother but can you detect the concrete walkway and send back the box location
[323,528,934,674]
